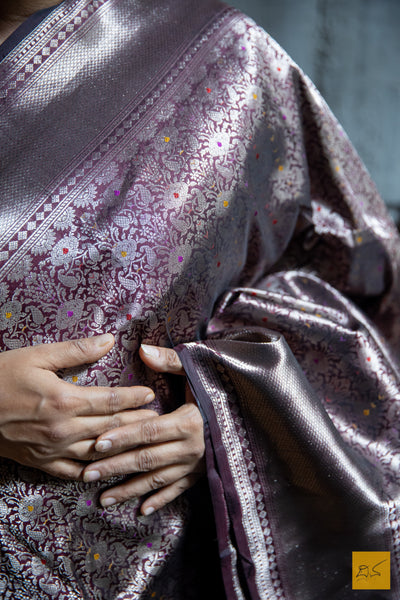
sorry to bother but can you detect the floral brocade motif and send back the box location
[0,461,188,598]
[0,14,309,374]
[0,6,307,598]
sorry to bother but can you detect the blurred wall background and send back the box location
[228,0,400,221]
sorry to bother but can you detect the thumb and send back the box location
[140,344,185,375]
[32,334,115,371]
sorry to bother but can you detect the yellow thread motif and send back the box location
[5,312,12,319]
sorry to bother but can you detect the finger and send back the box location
[61,439,99,461]
[31,334,115,371]
[93,403,202,452]
[140,474,203,515]
[58,382,156,417]
[39,458,86,480]
[62,437,138,462]
[82,440,191,483]
[140,345,185,375]
[98,464,196,508]
[49,409,159,446]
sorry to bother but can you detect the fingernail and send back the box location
[142,506,155,516]
[94,333,114,348]
[95,440,112,452]
[144,392,155,403]
[141,344,160,358]
[83,470,101,482]
[101,497,117,508]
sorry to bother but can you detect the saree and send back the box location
[1,0,400,598]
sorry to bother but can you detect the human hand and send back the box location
[82,345,206,515]
[0,334,156,478]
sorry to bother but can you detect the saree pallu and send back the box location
[1,0,400,598]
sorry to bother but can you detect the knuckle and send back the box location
[107,389,121,414]
[49,390,71,413]
[179,404,204,436]
[175,478,190,493]
[45,423,66,443]
[140,419,161,444]
[190,439,205,460]
[107,414,121,430]
[189,404,204,429]
[33,444,55,459]
[165,348,181,369]
[137,448,156,472]
[106,465,120,478]
[149,472,167,490]
[70,338,91,357]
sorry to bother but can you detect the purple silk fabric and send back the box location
[1,0,400,598]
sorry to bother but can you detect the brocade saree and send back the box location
[1,1,400,598]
